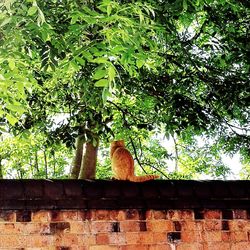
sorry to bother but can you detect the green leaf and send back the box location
[6,104,25,114]
[108,65,116,81]
[93,68,107,80]
[8,59,15,70]
[136,59,144,68]
[82,51,93,61]
[37,8,45,26]
[107,5,112,16]
[28,6,38,16]
[93,57,109,64]
[75,56,85,66]
[6,114,18,126]
[0,17,11,27]
[95,79,109,87]
[183,0,188,11]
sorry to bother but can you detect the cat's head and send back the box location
[111,140,125,147]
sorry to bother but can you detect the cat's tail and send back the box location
[128,175,159,182]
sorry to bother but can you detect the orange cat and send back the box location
[110,140,159,182]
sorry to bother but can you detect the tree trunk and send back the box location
[78,140,99,179]
[70,135,85,179]
[43,149,48,179]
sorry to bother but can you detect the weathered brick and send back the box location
[181,221,199,231]
[231,242,250,250]
[91,221,112,233]
[95,210,111,220]
[233,210,247,219]
[177,243,203,250]
[61,233,79,246]
[32,211,51,222]
[125,232,140,244]
[153,210,166,220]
[147,220,173,232]
[50,222,70,234]
[120,221,140,232]
[229,220,247,231]
[29,235,54,247]
[96,233,110,245]
[202,231,221,242]
[204,220,221,231]
[181,231,202,242]
[230,231,248,242]
[221,232,231,241]
[167,210,193,220]
[149,245,172,250]
[77,234,96,246]
[204,210,221,220]
[89,246,119,250]
[70,222,90,234]
[63,211,78,221]
[153,232,167,243]
[109,232,126,245]
[0,211,16,222]
[139,232,154,244]
[203,242,231,250]
[119,245,149,250]
[126,209,139,220]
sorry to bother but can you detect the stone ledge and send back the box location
[0,180,249,210]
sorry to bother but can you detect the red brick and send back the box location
[167,210,193,220]
[78,234,96,246]
[62,233,79,246]
[204,220,221,230]
[202,231,221,242]
[78,211,87,220]
[109,232,126,245]
[153,210,166,219]
[203,242,231,250]
[149,245,172,250]
[91,221,112,233]
[230,231,248,242]
[221,232,231,241]
[0,211,16,222]
[120,221,140,232]
[233,210,247,219]
[119,245,149,250]
[126,209,140,220]
[139,232,154,244]
[229,220,247,231]
[177,243,203,250]
[89,246,119,250]
[62,211,78,221]
[181,231,202,243]
[153,232,167,243]
[146,210,154,220]
[32,211,51,222]
[125,232,140,244]
[95,210,111,220]
[204,210,221,219]
[180,221,200,231]
[231,242,250,250]
[147,220,173,232]
[71,222,90,234]
[29,235,54,247]
[96,233,110,245]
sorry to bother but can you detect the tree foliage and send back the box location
[0,0,249,179]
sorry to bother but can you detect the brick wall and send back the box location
[0,180,250,249]
[0,209,250,249]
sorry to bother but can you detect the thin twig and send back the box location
[129,137,147,174]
